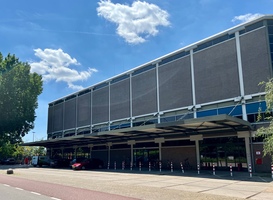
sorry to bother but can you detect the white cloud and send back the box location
[97,0,170,44]
[30,48,98,90]
[232,13,264,23]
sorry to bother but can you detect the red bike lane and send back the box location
[0,174,139,200]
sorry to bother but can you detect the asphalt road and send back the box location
[0,173,139,200]
[1,165,273,200]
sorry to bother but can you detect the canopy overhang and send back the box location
[22,114,253,148]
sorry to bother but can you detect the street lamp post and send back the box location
[33,132,35,142]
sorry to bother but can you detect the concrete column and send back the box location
[190,135,203,166]
[88,144,93,158]
[156,62,160,124]
[73,145,78,158]
[129,73,133,127]
[107,142,112,164]
[234,31,248,121]
[238,131,252,171]
[61,147,64,158]
[155,138,165,161]
[189,48,197,118]
[128,140,136,164]
[50,148,53,158]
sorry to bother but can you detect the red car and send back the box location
[72,158,103,170]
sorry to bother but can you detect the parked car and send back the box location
[72,158,103,170]
[69,157,85,168]
[3,158,16,165]
[50,158,70,168]
[31,156,51,167]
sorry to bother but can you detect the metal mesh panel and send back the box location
[77,93,91,127]
[159,56,192,111]
[240,27,272,94]
[64,99,76,129]
[110,78,130,120]
[132,69,157,116]
[53,103,63,132]
[194,39,240,104]
[92,86,109,124]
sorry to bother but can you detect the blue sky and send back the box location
[0,0,272,142]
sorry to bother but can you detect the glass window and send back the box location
[159,51,189,66]
[194,41,213,52]
[268,26,273,34]
[245,21,264,32]
[197,109,217,118]
[246,101,266,114]
[93,82,108,90]
[269,35,273,42]
[267,19,273,26]
[218,105,242,116]
[132,64,155,76]
[212,34,230,45]
[111,74,130,84]
[78,89,91,96]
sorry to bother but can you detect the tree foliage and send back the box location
[257,78,273,161]
[0,53,43,143]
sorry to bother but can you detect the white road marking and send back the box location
[30,191,41,195]
[15,187,23,190]
[51,197,62,200]
[3,184,10,187]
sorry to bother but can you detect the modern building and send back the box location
[27,15,273,173]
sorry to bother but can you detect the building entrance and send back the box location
[200,137,247,171]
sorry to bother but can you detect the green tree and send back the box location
[0,53,43,144]
[257,78,273,161]
[33,146,47,156]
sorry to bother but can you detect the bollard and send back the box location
[197,164,200,174]
[171,162,173,172]
[212,163,215,175]
[122,161,125,170]
[230,164,233,177]
[139,161,141,171]
[271,164,273,179]
[130,162,133,171]
[249,164,252,178]
[107,162,110,170]
[149,162,151,172]
[180,162,184,173]
[114,161,116,170]
[159,161,162,172]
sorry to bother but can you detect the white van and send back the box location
[31,156,51,167]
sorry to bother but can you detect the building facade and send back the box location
[29,15,273,173]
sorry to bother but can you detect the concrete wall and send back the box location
[252,143,272,173]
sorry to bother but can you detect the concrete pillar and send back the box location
[190,135,203,167]
[238,131,252,171]
[88,144,93,158]
[107,142,112,164]
[50,148,53,158]
[155,138,165,161]
[128,140,136,164]
[73,145,78,158]
[61,147,64,158]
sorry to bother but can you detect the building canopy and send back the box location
[22,114,253,148]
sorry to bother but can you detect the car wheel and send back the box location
[82,166,85,170]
